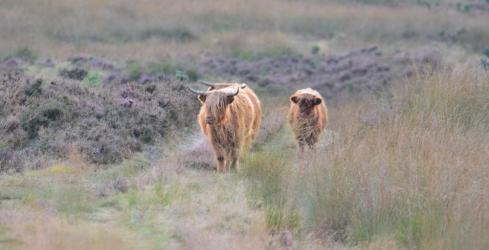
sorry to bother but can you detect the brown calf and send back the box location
[288,88,328,153]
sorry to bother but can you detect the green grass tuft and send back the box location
[83,71,102,88]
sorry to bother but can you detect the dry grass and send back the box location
[0,209,133,250]
[1,63,487,249]
[1,1,488,248]
[241,66,489,249]
[0,133,275,250]
[1,0,487,60]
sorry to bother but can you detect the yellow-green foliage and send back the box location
[39,164,78,175]
[241,150,302,233]
[0,154,181,249]
[120,153,151,177]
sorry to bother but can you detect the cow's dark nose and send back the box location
[206,117,215,124]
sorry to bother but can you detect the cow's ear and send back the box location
[313,97,322,105]
[226,96,235,104]
[198,94,206,103]
[290,95,299,104]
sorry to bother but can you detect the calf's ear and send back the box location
[290,95,299,103]
[313,97,322,105]
[198,94,206,103]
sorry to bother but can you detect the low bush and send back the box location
[3,47,38,62]
[231,45,299,61]
[0,67,198,171]
[138,27,197,42]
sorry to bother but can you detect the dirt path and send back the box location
[156,133,271,249]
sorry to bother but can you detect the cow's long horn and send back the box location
[187,87,207,95]
[200,81,236,89]
[199,81,215,87]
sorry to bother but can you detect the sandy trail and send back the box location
[154,132,273,249]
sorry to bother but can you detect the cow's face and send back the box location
[199,92,236,125]
[290,94,322,116]
[189,85,240,125]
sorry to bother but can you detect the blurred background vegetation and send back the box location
[0,0,488,249]
[1,0,488,60]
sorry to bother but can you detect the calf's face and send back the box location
[290,94,322,116]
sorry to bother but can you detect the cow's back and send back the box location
[241,87,261,140]
[229,87,261,152]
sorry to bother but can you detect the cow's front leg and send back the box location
[298,142,305,158]
[212,144,226,172]
[229,148,240,170]
[223,150,234,172]
[216,155,226,172]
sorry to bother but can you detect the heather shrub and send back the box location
[0,68,198,171]
[3,47,38,62]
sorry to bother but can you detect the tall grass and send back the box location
[241,67,489,249]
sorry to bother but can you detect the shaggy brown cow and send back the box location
[189,82,261,171]
[288,88,328,153]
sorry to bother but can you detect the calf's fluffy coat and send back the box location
[288,88,328,152]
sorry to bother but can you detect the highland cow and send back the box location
[189,82,261,171]
[288,88,328,153]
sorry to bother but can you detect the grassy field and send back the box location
[1,66,487,249]
[1,0,489,249]
[0,149,268,249]
[1,0,488,60]
[242,67,489,249]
